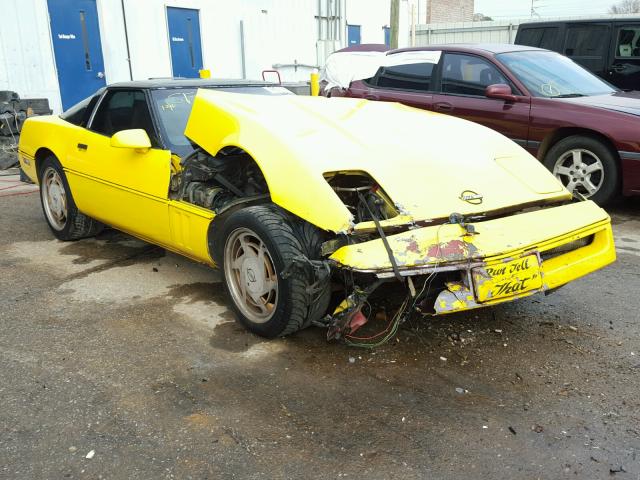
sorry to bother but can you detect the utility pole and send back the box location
[390,0,400,49]
[530,0,540,18]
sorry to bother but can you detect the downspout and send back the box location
[121,0,133,80]
[239,20,246,79]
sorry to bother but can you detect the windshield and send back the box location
[497,51,616,98]
[150,86,293,157]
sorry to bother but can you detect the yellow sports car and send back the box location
[18,79,615,343]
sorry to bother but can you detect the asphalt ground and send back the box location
[1,170,639,479]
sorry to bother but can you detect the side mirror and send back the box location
[485,84,517,102]
[110,129,151,152]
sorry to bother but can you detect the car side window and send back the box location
[372,62,435,91]
[615,26,640,58]
[60,92,102,127]
[518,27,559,50]
[564,24,609,58]
[91,89,158,145]
[441,54,510,96]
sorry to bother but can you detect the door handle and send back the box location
[364,94,379,100]
[434,102,454,112]
[77,143,88,151]
[611,64,626,73]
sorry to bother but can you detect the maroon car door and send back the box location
[432,52,531,148]
[352,60,438,110]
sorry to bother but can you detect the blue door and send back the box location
[348,24,361,46]
[47,0,106,110]
[167,7,203,78]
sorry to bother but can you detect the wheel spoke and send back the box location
[255,301,269,315]
[239,271,249,302]
[257,241,266,266]
[262,278,277,296]
[232,255,244,270]
[571,150,582,168]
[238,235,249,256]
[556,165,572,177]
[565,180,578,193]
[584,163,602,175]
[582,179,598,196]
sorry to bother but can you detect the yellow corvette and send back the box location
[18,79,615,342]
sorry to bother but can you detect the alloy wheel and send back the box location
[224,227,278,324]
[41,167,68,231]
[552,148,604,198]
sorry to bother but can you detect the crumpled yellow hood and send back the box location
[185,90,569,232]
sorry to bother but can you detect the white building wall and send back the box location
[0,0,62,113]
[240,0,319,82]
[0,0,396,114]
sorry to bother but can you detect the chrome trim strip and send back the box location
[527,140,541,149]
[86,90,109,129]
[619,150,640,161]
[375,263,483,278]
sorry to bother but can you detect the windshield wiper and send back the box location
[553,93,586,98]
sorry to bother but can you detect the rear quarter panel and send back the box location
[18,115,82,183]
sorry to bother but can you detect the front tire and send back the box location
[543,135,619,205]
[39,156,103,241]
[216,205,329,338]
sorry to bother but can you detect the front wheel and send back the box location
[216,205,329,338]
[543,135,619,206]
[39,156,103,240]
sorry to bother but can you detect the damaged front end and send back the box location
[317,196,615,347]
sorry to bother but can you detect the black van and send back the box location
[515,18,640,91]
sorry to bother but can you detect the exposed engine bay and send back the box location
[324,172,399,224]
[171,148,269,212]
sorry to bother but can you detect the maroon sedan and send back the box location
[324,44,640,205]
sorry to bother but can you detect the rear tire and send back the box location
[543,135,619,206]
[38,156,103,241]
[216,205,330,338]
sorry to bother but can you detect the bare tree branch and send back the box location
[609,0,640,14]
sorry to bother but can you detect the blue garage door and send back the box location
[167,7,203,78]
[348,24,361,46]
[47,0,106,110]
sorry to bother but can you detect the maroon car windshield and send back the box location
[497,51,617,98]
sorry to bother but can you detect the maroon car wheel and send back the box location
[543,135,619,206]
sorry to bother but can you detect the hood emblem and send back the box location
[460,190,483,205]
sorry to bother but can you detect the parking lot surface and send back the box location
[1,172,639,479]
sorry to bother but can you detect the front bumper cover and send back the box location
[329,201,615,314]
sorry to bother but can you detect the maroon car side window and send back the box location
[441,54,510,96]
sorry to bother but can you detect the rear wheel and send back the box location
[39,156,103,240]
[217,205,330,338]
[543,135,619,205]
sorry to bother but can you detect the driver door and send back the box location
[432,52,531,148]
[65,89,173,245]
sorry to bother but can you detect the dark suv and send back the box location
[515,18,640,91]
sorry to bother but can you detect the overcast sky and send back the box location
[474,0,617,18]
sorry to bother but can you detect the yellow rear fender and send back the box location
[18,115,79,183]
